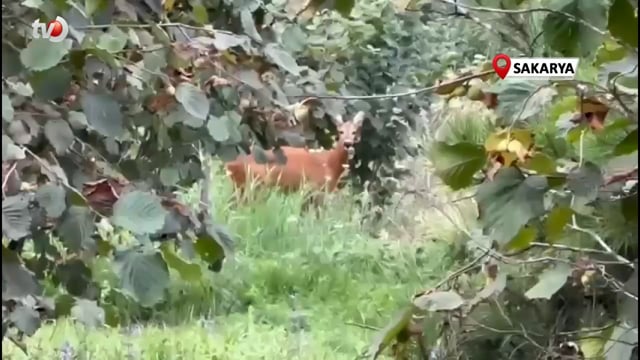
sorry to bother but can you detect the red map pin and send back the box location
[492,54,511,79]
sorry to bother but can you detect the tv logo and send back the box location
[32,16,69,43]
[492,54,579,80]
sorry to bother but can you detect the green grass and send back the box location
[3,165,458,359]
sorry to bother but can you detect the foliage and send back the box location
[2,0,487,348]
[0,0,377,345]
[367,0,639,359]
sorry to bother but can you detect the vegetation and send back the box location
[2,0,638,359]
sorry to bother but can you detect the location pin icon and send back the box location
[492,54,511,79]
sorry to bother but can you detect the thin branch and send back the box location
[74,22,235,35]
[291,70,495,101]
[434,0,637,54]
[19,147,104,218]
[563,126,635,268]
[344,321,380,331]
[2,161,18,196]
[527,242,624,257]
[413,248,489,298]
[569,224,634,268]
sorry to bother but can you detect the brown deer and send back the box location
[225,111,366,200]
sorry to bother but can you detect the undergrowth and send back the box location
[3,163,459,360]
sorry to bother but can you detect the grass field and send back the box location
[3,165,461,359]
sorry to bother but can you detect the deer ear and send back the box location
[334,114,344,125]
[352,111,366,126]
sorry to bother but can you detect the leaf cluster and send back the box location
[370,0,639,358]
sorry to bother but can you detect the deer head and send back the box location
[334,111,365,150]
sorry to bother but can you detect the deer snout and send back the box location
[343,142,356,158]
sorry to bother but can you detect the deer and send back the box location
[224,111,366,204]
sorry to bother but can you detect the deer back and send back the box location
[225,111,366,193]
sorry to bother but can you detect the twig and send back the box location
[568,224,634,268]
[344,321,380,331]
[19,147,103,218]
[565,127,633,267]
[291,70,495,100]
[74,22,235,35]
[507,84,550,132]
[433,0,637,53]
[2,161,18,195]
[413,248,488,298]
[603,272,639,301]
[527,242,624,257]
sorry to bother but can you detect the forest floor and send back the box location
[2,166,459,360]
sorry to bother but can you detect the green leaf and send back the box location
[524,262,572,300]
[44,119,74,155]
[2,194,32,240]
[204,32,249,50]
[594,40,627,66]
[621,186,638,222]
[604,325,638,360]
[522,153,557,174]
[159,167,180,186]
[192,4,209,24]
[240,9,262,42]
[579,326,615,359]
[613,128,638,155]
[2,94,14,121]
[567,162,603,201]
[2,248,42,298]
[488,79,555,121]
[96,26,129,53]
[542,0,607,57]
[334,0,355,17]
[2,135,25,161]
[544,206,573,242]
[430,142,486,190]
[29,67,72,101]
[20,39,72,71]
[85,0,109,16]
[367,306,414,360]
[477,168,548,244]
[207,114,231,142]
[35,183,67,218]
[413,290,465,311]
[264,43,302,76]
[114,248,170,307]
[21,0,44,8]
[618,266,638,327]
[195,221,234,271]
[608,0,638,48]
[68,111,88,130]
[165,104,205,128]
[160,243,202,282]
[9,305,41,336]
[80,91,124,138]
[597,54,638,87]
[111,191,168,235]
[71,299,105,328]
[475,271,508,299]
[57,206,96,251]
[505,226,537,251]
[53,259,92,296]
[6,81,34,97]
[175,83,209,120]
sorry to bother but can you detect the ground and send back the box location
[2,165,458,359]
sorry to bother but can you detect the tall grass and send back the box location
[3,164,460,360]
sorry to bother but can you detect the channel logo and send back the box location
[32,16,69,43]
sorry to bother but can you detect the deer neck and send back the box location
[324,142,350,189]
